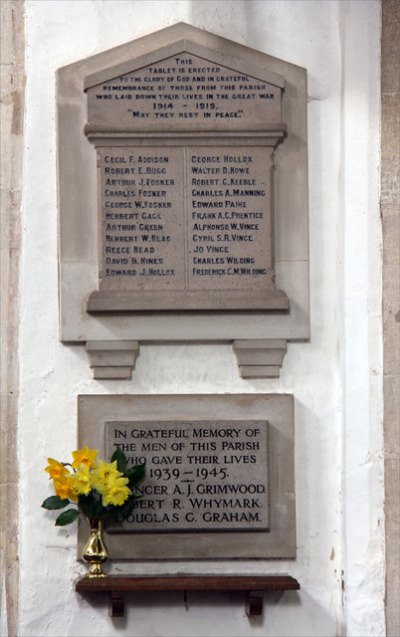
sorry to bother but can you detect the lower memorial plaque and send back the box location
[78,394,295,559]
[105,420,269,533]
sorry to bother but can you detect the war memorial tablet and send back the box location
[105,419,270,532]
[78,394,295,560]
[57,24,309,381]
[85,51,289,312]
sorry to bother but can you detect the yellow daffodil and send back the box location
[91,459,122,494]
[53,475,78,502]
[72,463,93,496]
[101,476,131,507]
[45,458,70,481]
[71,445,98,469]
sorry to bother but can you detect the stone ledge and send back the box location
[233,339,287,378]
[86,340,139,380]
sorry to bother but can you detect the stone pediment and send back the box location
[84,24,285,134]
[83,23,285,90]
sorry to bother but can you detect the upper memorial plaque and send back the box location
[84,37,289,313]
[57,23,309,348]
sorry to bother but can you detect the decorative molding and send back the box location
[87,288,289,313]
[233,339,287,378]
[85,340,140,379]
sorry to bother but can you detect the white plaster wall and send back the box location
[18,1,383,636]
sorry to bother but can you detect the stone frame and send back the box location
[57,22,309,378]
[77,394,295,560]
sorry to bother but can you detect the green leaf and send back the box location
[78,492,96,518]
[55,508,80,526]
[103,495,136,523]
[41,496,69,510]
[111,448,127,473]
[127,463,146,487]
[118,496,136,518]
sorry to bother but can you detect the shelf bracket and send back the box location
[109,591,125,618]
[107,588,266,618]
[245,590,264,617]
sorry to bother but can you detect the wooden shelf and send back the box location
[76,574,300,618]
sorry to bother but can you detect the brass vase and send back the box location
[82,518,108,578]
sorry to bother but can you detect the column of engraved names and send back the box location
[106,420,269,533]
[188,147,274,290]
[98,147,184,290]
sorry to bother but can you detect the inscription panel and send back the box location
[98,147,184,290]
[189,148,273,290]
[105,420,269,533]
[86,35,289,312]
[97,146,277,297]
[87,53,282,131]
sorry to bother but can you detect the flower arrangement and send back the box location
[42,446,145,526]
